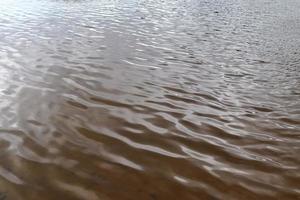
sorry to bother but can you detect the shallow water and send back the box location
[0,0,299,199]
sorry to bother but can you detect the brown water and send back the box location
[0,0,300,199]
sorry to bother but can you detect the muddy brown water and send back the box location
[0,0,299,199]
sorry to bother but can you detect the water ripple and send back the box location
[0,0,299,199]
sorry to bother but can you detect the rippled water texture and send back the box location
[0,0,299,199]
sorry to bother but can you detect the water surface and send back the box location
[0,0,299,199]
